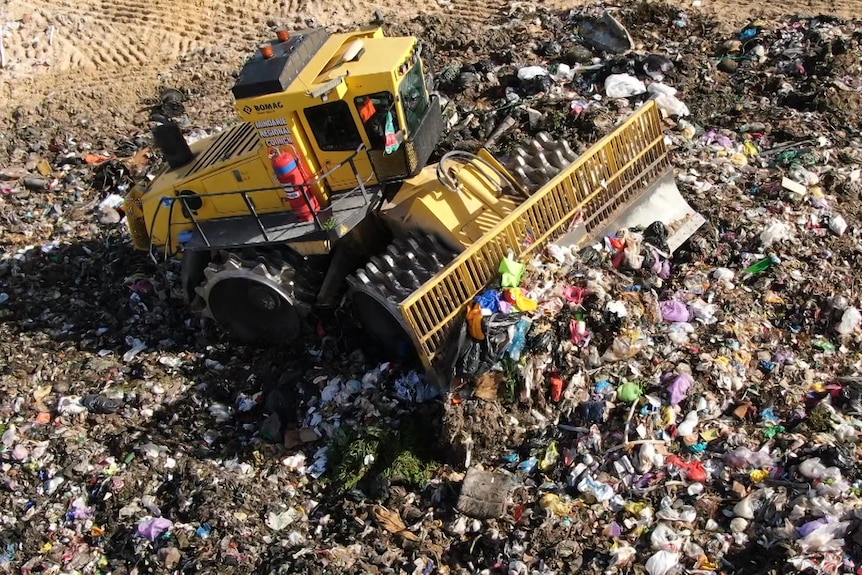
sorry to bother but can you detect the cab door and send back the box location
[301,100,376,192]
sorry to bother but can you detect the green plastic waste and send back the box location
[499,255,525,288]
[813,338,836,352]
[617,381,643,403]
[742,255,780,275]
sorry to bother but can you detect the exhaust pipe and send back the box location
[152,122,194,169]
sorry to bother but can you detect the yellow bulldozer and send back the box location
[123,25,705,374]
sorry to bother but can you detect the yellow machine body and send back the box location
[121,22,704,376]
[125,26,435,258]
[381,161,521,252]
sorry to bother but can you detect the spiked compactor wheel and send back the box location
[346,234,458,356]
[501,132,580,191]
[193,252,302,343]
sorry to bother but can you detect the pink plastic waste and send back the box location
[137,517,173,541]
[665,373,692,406]
[660,301,692,322]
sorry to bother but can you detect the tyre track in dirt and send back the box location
[1,0,861,130]
[0,0,510,123]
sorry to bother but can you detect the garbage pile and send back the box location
[1,2,862,574]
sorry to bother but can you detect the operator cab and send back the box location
[232,27,443,197]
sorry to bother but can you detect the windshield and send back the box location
[398,61,429,137]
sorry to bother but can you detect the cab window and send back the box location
[304,101,362,152]
[399,62,429,136]
[354,92,396,149]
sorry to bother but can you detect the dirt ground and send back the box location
[1,0,860,140]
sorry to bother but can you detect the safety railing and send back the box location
[147,145,371,262]
[398,101,669,370]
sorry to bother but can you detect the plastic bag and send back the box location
[475,289,501,313]
[689,299,717,324]
[667,322,694,346]
[645,550,680,575]
[665,373,692,406]
[647,83,690,116]
[524,74,553,95]
[660,300,692,322]
[713,267,735,282]
[569,318,589,345]
[458,314,522,376]
[517,66,549,81]
[836,307,861,335]
[723,447,774,469]
[676,411,699,436]
[759,221,793,247]
[605,73,646,98]
[457,339,483,376]
[466,302,485,340]
[798,521,850,553]
[552,63,574,82]
[137,517,173,541]
[499,254,525,288]
[650,523,681,551]
[504,288,538,312]
[643,221,670,252]
[579,245,603,266]
[829,214,848,236]
[577,474,614,502]
[485,313,521,361]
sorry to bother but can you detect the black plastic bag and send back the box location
[578,245,603,266]
[456,313,521,377]
[643,220,670,253]
[458,339,484,377]
[521,74,553,96]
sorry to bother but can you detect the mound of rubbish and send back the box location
[2,2,862,573]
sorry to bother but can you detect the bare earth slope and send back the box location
[1,0,860,134]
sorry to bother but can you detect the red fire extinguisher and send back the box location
[271,149,319,222]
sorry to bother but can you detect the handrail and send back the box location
[147,144,372,261]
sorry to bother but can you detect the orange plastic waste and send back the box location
[466,302,485,340]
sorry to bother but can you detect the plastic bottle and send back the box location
[508,317,532,360]
[742,255,780,275]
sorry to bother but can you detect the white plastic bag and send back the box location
[798,521,850,553]
[645,550,680,575]
[829,214,848,236]
[759,221,793,247]
[605,73,646,98]
[837,307,861,335]
[552,63,573,82]
[517,66,549,81]
[650,523,681,551]
[648,83,690,116]
[676,411,699,436]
